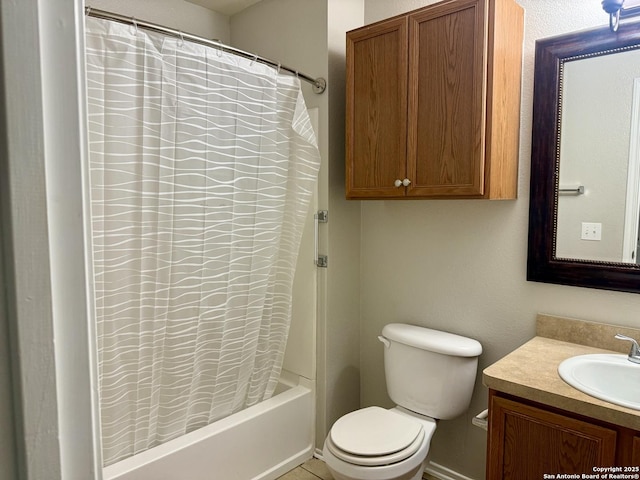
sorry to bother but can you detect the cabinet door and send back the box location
[488,395,617,480]
[407,0,486,197]
[346,17,408,199]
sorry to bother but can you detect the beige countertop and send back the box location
[483,315,640,431]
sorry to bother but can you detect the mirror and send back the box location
[556,47,640,264]
[528,22,640,293]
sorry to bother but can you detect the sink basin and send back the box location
[558,354,640,410]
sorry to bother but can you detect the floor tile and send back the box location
[277,457,436,480]
[300,458,334,480]
[276,466,323,480]
[278,458,437,480]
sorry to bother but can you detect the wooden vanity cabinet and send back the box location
[634,436,640,464]
[345,0,524,200]
[487,390,640,480]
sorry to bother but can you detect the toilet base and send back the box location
[324,461,425,480]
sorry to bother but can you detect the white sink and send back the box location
[558,354,640,410]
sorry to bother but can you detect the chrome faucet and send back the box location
[615,334,640,364]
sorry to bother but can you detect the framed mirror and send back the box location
[528,23,640,293]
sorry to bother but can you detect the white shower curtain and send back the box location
[84,17,321,466]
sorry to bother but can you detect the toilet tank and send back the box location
[380,323,482,420]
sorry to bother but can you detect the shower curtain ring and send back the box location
[277,63,281,74]
[251,55,258,66]
[178,31,185,47]
[216,41,223,57]
[85,6,92,16]
[131,18,138,36]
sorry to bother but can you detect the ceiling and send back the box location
[185,0,264,16]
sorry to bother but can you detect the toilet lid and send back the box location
[329,407,423,457]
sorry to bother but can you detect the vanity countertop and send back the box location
[483,316,640,430]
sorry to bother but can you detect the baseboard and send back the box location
[424,461,478,480]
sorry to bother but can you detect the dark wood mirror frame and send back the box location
[528,23,640,294]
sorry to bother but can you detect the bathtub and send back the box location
[103,371,314,480]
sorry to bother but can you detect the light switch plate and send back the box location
[581,222,602,241]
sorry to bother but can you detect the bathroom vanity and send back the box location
[483,315,640,479]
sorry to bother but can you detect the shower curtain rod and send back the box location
[84,6,327,94]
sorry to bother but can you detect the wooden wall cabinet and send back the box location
[487,391,640,480]
[345,0,524,199]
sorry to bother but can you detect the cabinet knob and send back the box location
[394,179,412,187]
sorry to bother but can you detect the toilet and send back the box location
[322,323,482,480]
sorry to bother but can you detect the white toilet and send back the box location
[322,323,482,480]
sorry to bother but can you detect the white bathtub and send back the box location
[103,372,314,480]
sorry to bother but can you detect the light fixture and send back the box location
[603,0,640,31]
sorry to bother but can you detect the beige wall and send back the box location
[323,0,363,448]
[359,1,640,479]
[2,2,65,477]
[0,11,17,474]
[0,207,17,480]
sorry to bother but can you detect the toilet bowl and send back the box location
[322,323,482,480]
[323,406,436,480]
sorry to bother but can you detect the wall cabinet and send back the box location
[345,0,524,199]
[487,391,640,480]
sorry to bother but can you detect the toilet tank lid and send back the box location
[382,323,482,357]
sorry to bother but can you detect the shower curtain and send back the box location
[84,17,321,466]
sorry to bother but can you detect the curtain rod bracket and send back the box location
[313,78,327,94]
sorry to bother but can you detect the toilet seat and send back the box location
[327,407,425,467]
